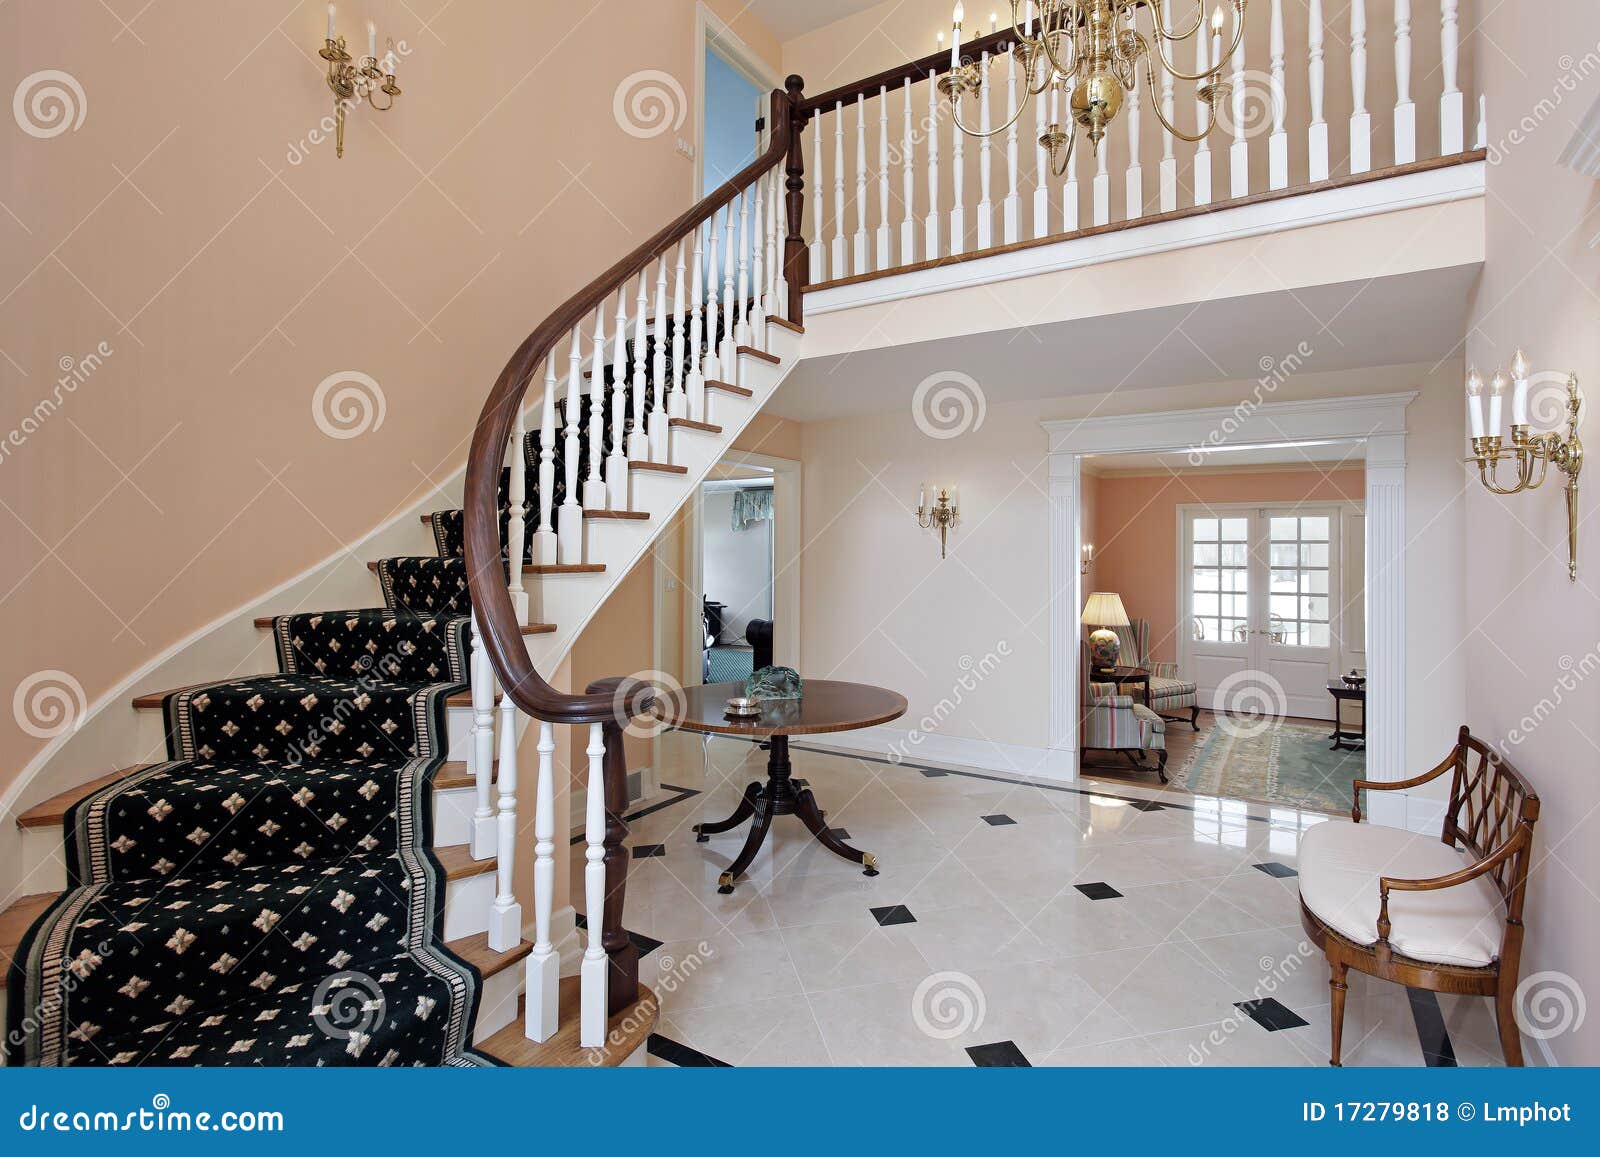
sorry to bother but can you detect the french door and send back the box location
[1182,506,1350,721]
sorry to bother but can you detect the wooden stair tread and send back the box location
[669,417,722,434]
[433,762,475,791]
[583,509,649,520]
[704,379,753,397]
[628,460,688,474]
[767,316,804,335]
[434,843,495,881]
[478,980,659,1067]
[446,932,532,979]
[738,345,779,364]
[524,563,605,575]
[133,683,206,710]
[1,893,61,988]
[18,767,150,829]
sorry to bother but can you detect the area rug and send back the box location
[1174,719,1362,815]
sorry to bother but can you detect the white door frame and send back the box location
[693,2,781,200]
[1043,391,1416,821]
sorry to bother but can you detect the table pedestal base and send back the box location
[693,734,878,893]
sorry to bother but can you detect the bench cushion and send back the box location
[1299,820,1503,969]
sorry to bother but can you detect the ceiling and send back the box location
[766,266,1476,423]
[743,0,886,40]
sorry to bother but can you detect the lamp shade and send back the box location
[1080,591,1130,627]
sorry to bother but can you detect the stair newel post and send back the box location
[608,279,631,510]
[487,688,521,952]
[1193,27,1213,206]
[578,721,610,1047]
[1440,0,1464,153]
[853,94,869,273]
[926,70,942,259]
[703,209,723,383]
[670,238,688,418]
[978,51,994,247]
[557,326,584,564]
[1229,9,1248,198]
[468,614,497,860]
[720,203,737,380]
[1268,0,1289,190]
[876,84,892,271]
[784,76,807,325]
[597,716,638,1014]
[831,99,847,277]
[750,179,767,348]
[506,394,529,625]
[628,262,650,459]
[687,223,707,423]
[1004,35,1020,243]
[523,720,560,1041]
[532,358,558,567]
[809,109,825,282]
[650,254,669,462]
[1350,0,1371,174]
[1308,0,1329,181]
[1159,0,1178,212]
[583,302,608,510]
[1393,0,1415,164]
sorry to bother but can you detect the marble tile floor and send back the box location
[572,733,1505,1068]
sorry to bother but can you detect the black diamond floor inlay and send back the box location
[920,768,949,778]
[1235,998,1310,1032]
[1075,881,1123,900]
[829,827,851,840]
[633,843,667,859]
[966,1040,1031,1067]
[1253,861,1299,878]
[1406,988,1459,1066]
[869,904,916,927]
[1124,798,1167,812]
[647,1034,733,1067]
[981,813,1017,826]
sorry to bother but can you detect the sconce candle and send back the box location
[1511,349,1531,427]
[318,14,403,158]
[1488,370,1507,437]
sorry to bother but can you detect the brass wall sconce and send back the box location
[320,5,402,159]
[917,484,960,559]
[1081,543,1095,575]
[1466,351,1585,581]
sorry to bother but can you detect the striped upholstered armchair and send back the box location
[1113,619,1200,729]
[1080,644,1168,782]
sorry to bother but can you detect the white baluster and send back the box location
[579,722,609,1048]
[532,359,558,566]
[1476,93,1487,151]
[1441,1,1464,154]
[523,720,559,1041]
[1092,139,1110,225]
[650,252,670,462]
[771,169,789,323]
[1308,0,1329,182]
[1126,53,1143,219]
[764,169,778,328]
[1393,0,1415,164]
[853,95,869,273]
[876,85,892,270]
[703,209,722,384]
[506,403,528,625]
[468,614,496,860]
[1230,12,1248,199]
[583,303,607,510]
[1194,28,1213,206]
[628,267,649,459]
[607,282,630,510]
[1062,103,1080,231]
[977,51,993,248]
[1268,0,1288,190]
[751,185,767,350]
[735,189,751,351]
[950,76,966,255]
[1159,0,1178,212]
[1004,38,1020,243]
[901,77,916,265]
[720,201,737,382]
[809,114,825,282]
[1034,48,1052,235]
[831,101,847,277]
[558,327,584,562]
[670,239,688,415]
[686,227,707,425]
[487,689,521,951]
[926,71,942,259]
[1350,0,1371,174]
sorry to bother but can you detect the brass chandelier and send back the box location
[938,0,1249,175]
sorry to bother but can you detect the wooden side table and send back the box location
[1094,665,1152,708]
[1327,680,1366,751]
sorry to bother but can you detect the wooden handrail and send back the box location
[799,28,1016,114]
[464,86,798,726]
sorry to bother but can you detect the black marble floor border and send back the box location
[1406,988,1459,1066]
[569,782,701,846]
[647,1033,733,1067]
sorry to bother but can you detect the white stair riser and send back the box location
[431,783,477,848]
[20,825,66,895]
[443,870,495,940]
[471,961,522,1044]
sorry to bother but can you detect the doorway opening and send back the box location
[694,6,776,198]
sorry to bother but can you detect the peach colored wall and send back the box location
[1091,469,1364,663]
[1462,0,1600,1066]
[0,0,779,797]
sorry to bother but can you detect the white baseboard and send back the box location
[796,724,1077,783]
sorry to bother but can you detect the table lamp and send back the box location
[1081,592,1130,671]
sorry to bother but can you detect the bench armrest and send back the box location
[1351,749,1458,823]
[1373,829,1528,944]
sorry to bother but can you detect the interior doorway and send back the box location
[694,5,776,198]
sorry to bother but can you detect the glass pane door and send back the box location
[1267,515,1332,648]
[1189,516,1250,645]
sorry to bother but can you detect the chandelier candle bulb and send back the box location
[327,3,335,40]
[1467,368,1485,440]
[952,4,963,66]
[1488,371,1508,437]
[367,20,376,59]
[1512,350,1531,427]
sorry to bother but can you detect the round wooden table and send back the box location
[652,680,907,893]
